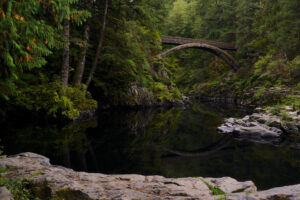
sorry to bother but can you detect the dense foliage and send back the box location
[1,0,300,119]
[164,0,300,108]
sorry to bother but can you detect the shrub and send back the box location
[253,87,266,100]
[14,81,97,120]
[0,178,39,200]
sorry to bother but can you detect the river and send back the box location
[1,101,300,190]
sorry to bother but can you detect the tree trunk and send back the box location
[85,0,109,89]
[73,0,93,86]
[73,21,91,86]
[61,19,70,93]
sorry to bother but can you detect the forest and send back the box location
[2,0,300,199]
[1,0,300,120]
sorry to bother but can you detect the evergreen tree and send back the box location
[0,0,90,99]
[0,0,61,99]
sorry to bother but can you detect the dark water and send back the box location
[2,102,300,190]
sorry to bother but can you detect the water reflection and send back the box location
[1,102,300,190]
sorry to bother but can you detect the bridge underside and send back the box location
[157,42,237,71]
[161,36,236,51]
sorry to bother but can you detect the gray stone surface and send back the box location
[0,187,13,200]
[228,184,300,200]
[2,152,300,199]
[205,177,254,194]
[218,107,300,141]
[0,152,256,200]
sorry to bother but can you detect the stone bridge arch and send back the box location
[156,42,237,71]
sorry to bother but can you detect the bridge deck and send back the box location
[161,36,236,51]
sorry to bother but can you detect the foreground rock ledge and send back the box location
[0,153,299,199]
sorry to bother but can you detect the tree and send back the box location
[73,0,93,86]
[164,0,190,37]
[86,0,109,89]
[0,0,64,99]
[60,0,91,93]
[61,17,70,92]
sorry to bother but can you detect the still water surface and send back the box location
[2,102,300,190]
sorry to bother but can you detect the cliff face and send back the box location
[1,152,300,200]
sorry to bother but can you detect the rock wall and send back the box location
[196,86,298,106]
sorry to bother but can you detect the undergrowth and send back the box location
[14,81,97,120]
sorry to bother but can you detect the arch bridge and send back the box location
[157,36,237,70]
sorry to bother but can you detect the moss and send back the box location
[0,168,11,173]
[253,87,266,100]
[0,178,40,200]
[200,178,225,195]
[280,111,293,122]
[268,105,284,115]
[247,190,254,194]
[29,170,42,178]
[0,179,91,200]
[282,95,300,110]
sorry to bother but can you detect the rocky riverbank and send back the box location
[195,85,300,107]
[1,153,300,199]
[218,106,300,144]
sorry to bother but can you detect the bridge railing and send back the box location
[160,36,236,51]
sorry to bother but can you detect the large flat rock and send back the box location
[2,152,300,199]
[0,152,256,199]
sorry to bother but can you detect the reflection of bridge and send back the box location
[164,136,234,157]
[158,36,237,70]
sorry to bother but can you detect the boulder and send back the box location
[218,107,300,141]
[217,117,283,140]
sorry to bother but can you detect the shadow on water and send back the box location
[2,101,300,190]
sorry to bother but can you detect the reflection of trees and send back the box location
[3,102,300,190]
[83,107,185,174]
[2,120,97,171]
